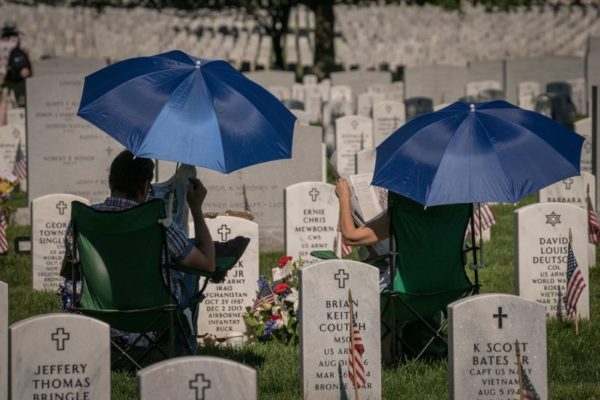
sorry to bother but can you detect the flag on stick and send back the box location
[465,203,496,238]
[515,339,541,400]
[252,279,276,311]
[347,289,365,399]
[12,141,27,181]
[0,208,8,255]
[564,229,586,319]
[586,184,599,245]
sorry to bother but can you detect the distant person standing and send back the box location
[1,21,31,107]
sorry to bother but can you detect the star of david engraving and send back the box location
[56,201,68,215]
[217,224,231,242]
[334,269,349,289]
[309,188,320,202]
[545,211,561,227]
[189,374,211,400]
[51,327,70,351]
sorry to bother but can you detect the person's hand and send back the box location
[335,178,351,202]
[187,178,207,209]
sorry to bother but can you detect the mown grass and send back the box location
[2,194,599,399]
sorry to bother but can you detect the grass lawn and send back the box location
[2,195,599,399]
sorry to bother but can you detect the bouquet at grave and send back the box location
[243,256,302,345]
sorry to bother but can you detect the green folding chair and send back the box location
[67,200,235,370]
[381,193,476,361]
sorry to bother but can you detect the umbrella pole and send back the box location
[470,203,480,294]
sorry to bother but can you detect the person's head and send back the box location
[108,150,154,202]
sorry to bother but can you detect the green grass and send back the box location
[2,196,600,399]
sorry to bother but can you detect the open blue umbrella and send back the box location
[372,101,584,207]
[77,50,296,174]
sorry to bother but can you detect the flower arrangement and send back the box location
[243,256,302,345]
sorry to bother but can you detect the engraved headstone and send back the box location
[356,148,376,174]
[335,115,374,175]
[515,203,589,318]
[330,71,391,98]
[0,123,24,174]
[574,118,592,174]
[26,73,123,202]
[6,108,25,125]
[285,182,339,263]
[300,259,381,400]
[10,314,110,400]
[158,125,324,251]
[194,216,259,339]
[330,85,353,104]
[31,194,89,291]
[356,92,385,117]
[373,100,405,146]
[138,356,256,400]
[465,80,502,98]
[0,281,6,400]
[449,294,547,400]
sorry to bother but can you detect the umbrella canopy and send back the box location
[77,50,296,174]
[372,101,584,206]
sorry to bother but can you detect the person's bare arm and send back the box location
[336,178,389,246]
[179,178,216,272]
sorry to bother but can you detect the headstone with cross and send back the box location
[356,148,376,174]
[9,314,110,400]
[31,194,90,291]
[299,259,381,400]
[448,294,547,400]
[0,281,7,400]
[26,71,123,203]
[539,172,595,213]
[335,115,374,176]
[285,182,339,263]
[515,203,589,319]
[159,124,324,251]
[192,216,259,340]
[372,100,405,146]
[137,356,257,399]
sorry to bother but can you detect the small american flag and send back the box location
[564,236,586,319]
[252,282,275,311]
[342,240,353,257]
[0,208,8,255]
[347,291,365,390]
[587,191,599,245]
[12,141,27,181]
[520,366,541,400]
[465,203,496,238]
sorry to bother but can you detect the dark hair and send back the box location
[109,150,154,199]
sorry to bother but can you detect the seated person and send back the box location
[61,150,246,352]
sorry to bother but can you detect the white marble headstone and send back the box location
[26,73,123,202]
[449,294,547,400]
[193,216,259,340]
[517,81,541,111]
[356,92,385,117]
[574,118,591,174]
[0,124,24,175]
[137,356,256,400]
[335,115,374,176]
[0,281,6,400]
[515,203,589,318]
[465,80,501,97]
[330,85,353,104]
[372,100,405,146]
[10,314,110,400]
[356,148,376,174]
[300,260,381,400]
[285,182,339,263]
[31,194,89,291]
[6,108,25,126]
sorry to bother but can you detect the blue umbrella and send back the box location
[372,101,584,207]
[77,50,296,174]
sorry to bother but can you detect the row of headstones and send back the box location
[0,260,552,400]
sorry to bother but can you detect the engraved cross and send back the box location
[493,307,508,329]
[218,224,231,242]
[334,269,350,289]
[56,201,68,215]
[51,327,70,351]
[189,373,211,400]
[309,188,320,202]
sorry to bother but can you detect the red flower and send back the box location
[274,283,290,295]
[278,256,293,267]
[269,314,282,321]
